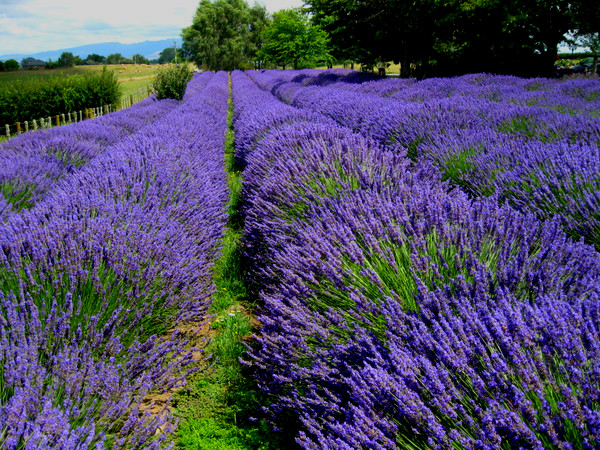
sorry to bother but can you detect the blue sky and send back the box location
[0,0,303,55]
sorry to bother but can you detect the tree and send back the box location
[569,2,600,74]
[259,8,329,70]
[4,59,19,71]
[248,3,270,69]
[86,53,106,64]
[308,0,575,78]
[131,54,150,64]
[158,47,176,64]
[182,0,267,71]
[106,53,125,64]
[58,52,75,67]
[0,61,4,72]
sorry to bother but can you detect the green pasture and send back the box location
[0,64,159,98]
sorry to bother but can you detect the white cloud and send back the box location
[0,0,198,55]
[0,0,305,55]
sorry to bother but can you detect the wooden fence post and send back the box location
[55,115,59,126]
[24,121,28,133]
[16,122,21,135]
[68,112,72,123]
[5,124,9,137]
[33,120,38,131]
[61,114,66,125]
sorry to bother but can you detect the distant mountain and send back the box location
[0,39,182,62]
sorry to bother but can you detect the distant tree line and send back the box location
[180,0,598,77]
[0,47,181,72]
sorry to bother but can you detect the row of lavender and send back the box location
[0,72,229,448]
[233,69,600,448]
[0,72,219,219]
[247,69,600,251]
[292,69,600,116]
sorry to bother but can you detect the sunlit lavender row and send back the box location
[247,69,600,251]
[0,71,229,448]
[233,70,600,448]
[0,72,215,219]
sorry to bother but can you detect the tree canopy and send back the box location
[86,53,106,65]
[259,8,329,70]
[58,52,75,67]
[182,0,268,71]
[307,0,586,77]
[569,2,600,73]
[158,47,177,64]
[3,59,19,71]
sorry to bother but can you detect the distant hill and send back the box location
[0,39,183,62]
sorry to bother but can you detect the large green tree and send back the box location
[308,0,574,77]
[259,8,329,69]
[569,2,600,74]
[182,0,268,71]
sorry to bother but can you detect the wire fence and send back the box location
[2,87,152,139]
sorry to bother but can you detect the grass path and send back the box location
[173,74,282,450]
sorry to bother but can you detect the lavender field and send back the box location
[0,71,229,448]
[235,70,600,449]
[1,69,599,449]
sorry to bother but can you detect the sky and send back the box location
[0,0,304,56]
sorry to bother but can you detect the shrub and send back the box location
[152,63,194,100]
[0,66,121,125]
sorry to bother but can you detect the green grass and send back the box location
[173,75,284,450]
[0,64,159,85]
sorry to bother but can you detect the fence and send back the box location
[2,87,152,139]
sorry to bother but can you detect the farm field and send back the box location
[1,69,600,449]
[0,64,160,98]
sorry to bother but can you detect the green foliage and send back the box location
[307,0,575,77]
[58,52,75,67]
[152,63,193,100]
[86,53,106,65]
[0,66,121,125]
[3,59,19,71]
[0,61,4,72]
[106,53,126,65]
[131,54,149,64]
[259,8,330,70]
[182,0,269,71]
[158,47,176,64]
